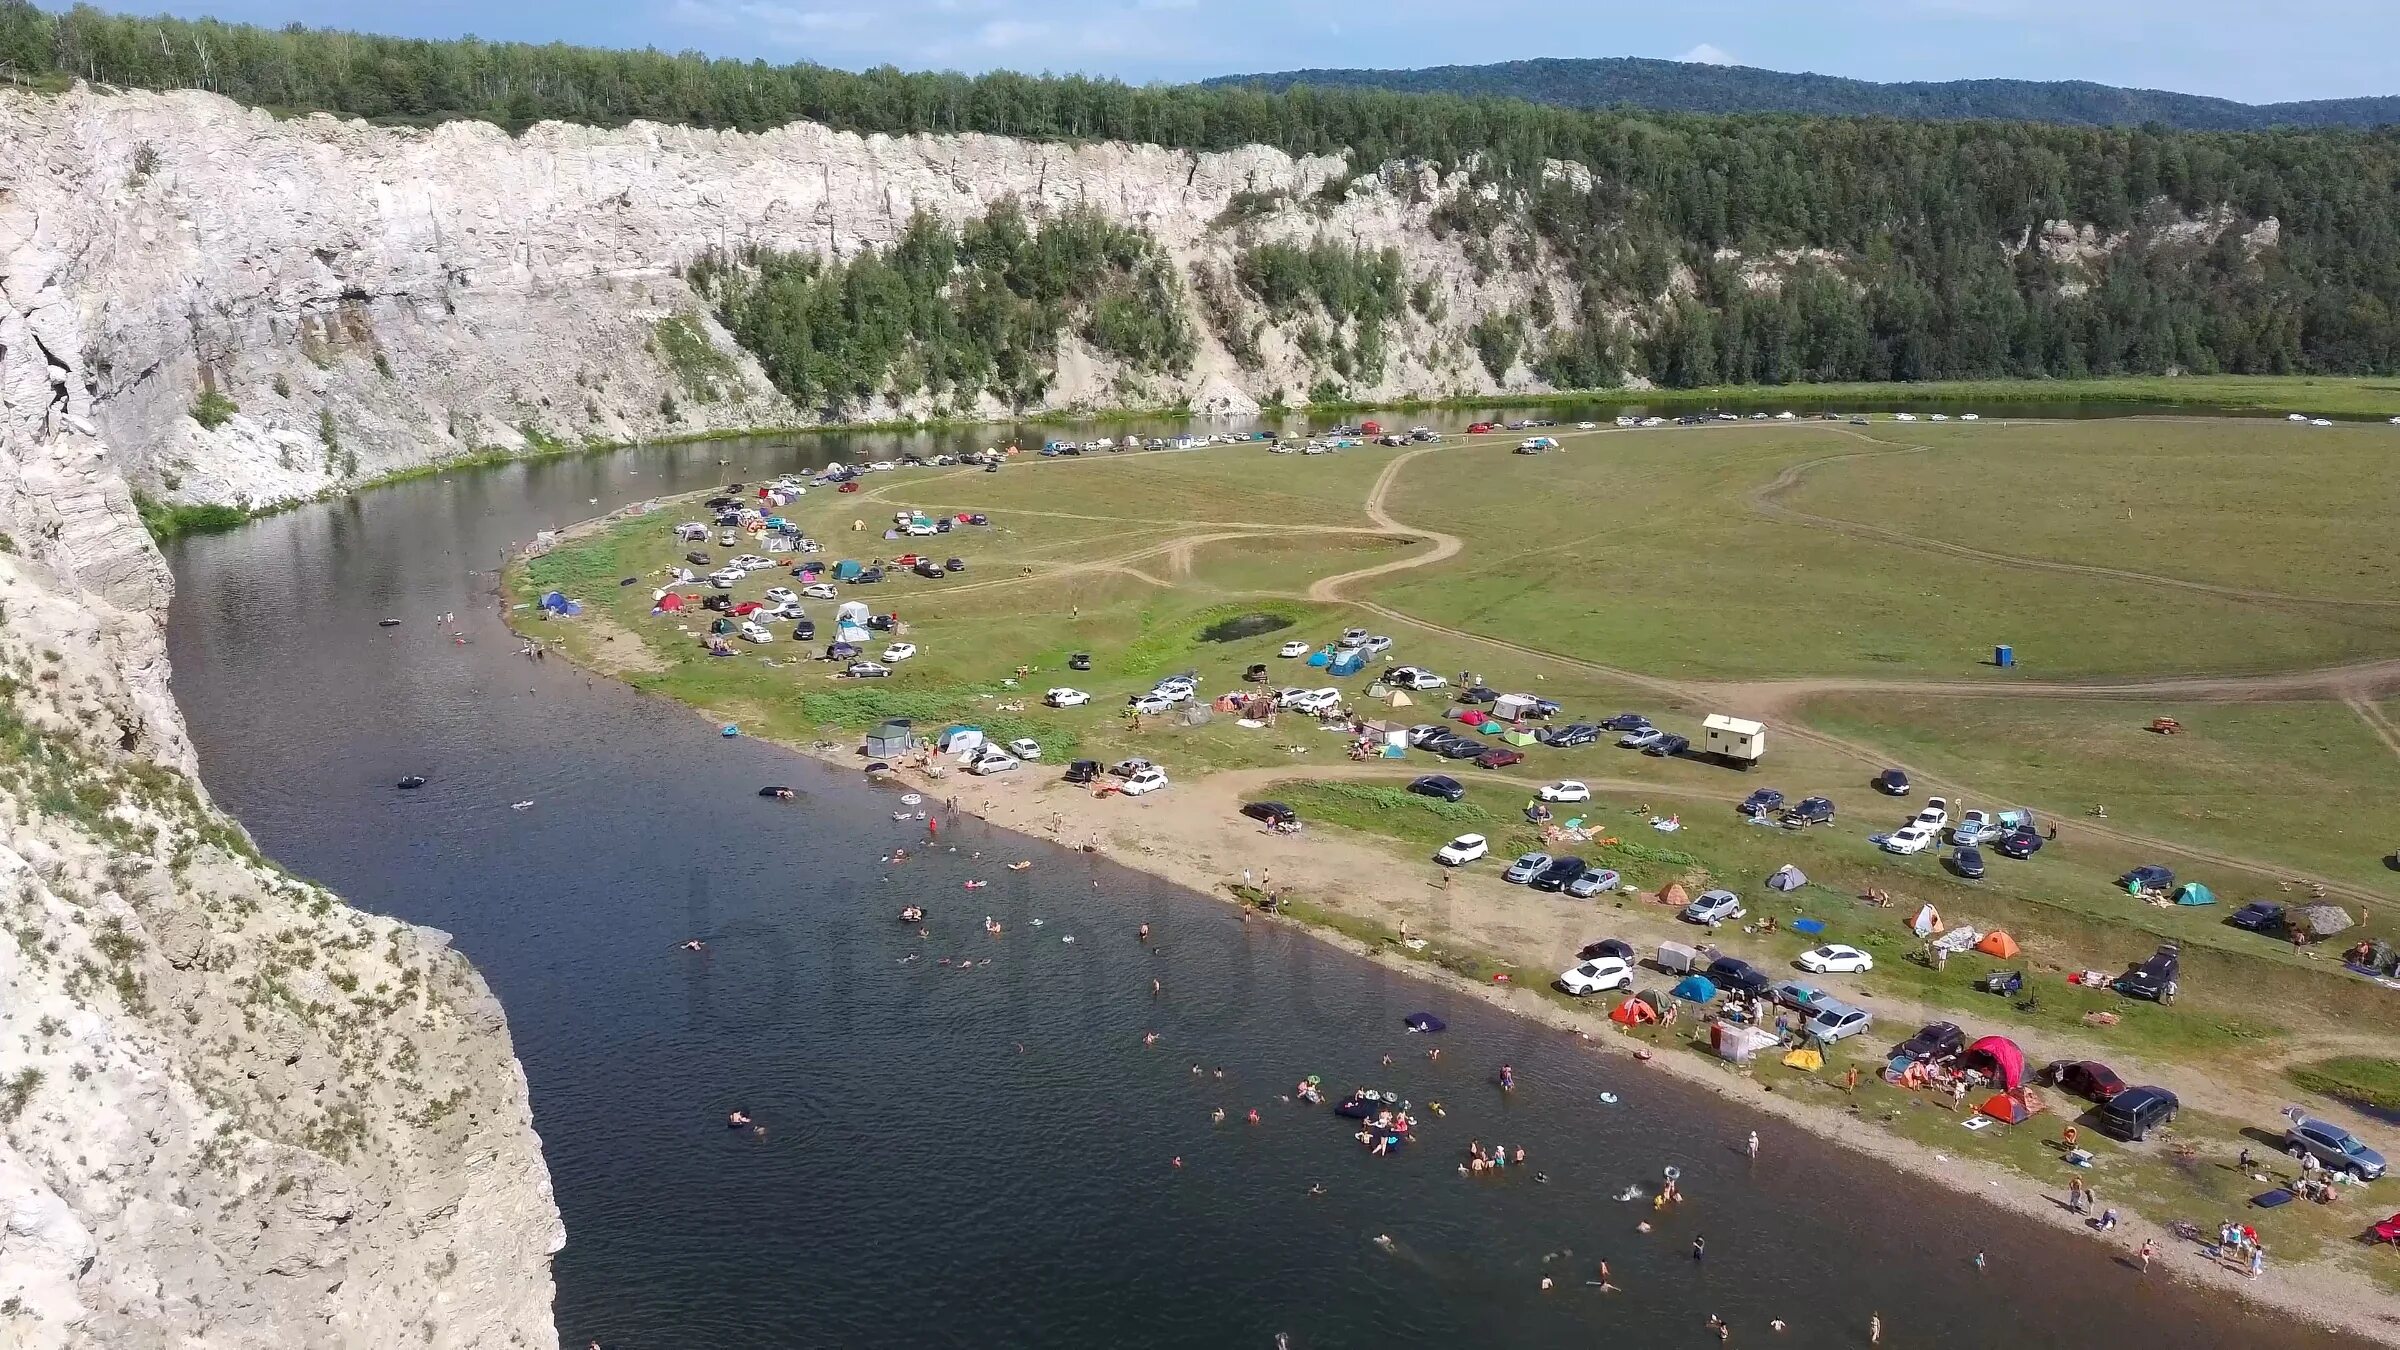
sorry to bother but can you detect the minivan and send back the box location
[2097,1086,2179,1142]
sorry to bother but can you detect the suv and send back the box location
[2112,943,2179,1002]
[2285,1117,2388,1179]
[1529,856,1586,892]
[1680,889,1745,925]
[2097,1086,2179,1142]
[1705,955,1772,997]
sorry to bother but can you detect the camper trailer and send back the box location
[1701,714,1766,770]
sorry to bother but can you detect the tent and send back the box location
[936,725,985,755]
[833,560,863,581]
[1329,652,1367,677]
[1457,709,1490,727]
[1306,650,1331,668]
[2299,904,2355,939]
[654,592,686,613]
[2173,882,2217,906]
[1711,1022,1779,1063]
[1975,931,2021,959]
[1656,881,1691,908]
[1978,1092,2041,1125]
[1909,904,1945,937]
[1503,729,1537,746]
[1671,974,1719,1002]
[1781,1046,1825,1071]
[1403,1012,1447,1033]
[1610,996,1659,1025]
[1963,1035,2025,1090]
[1767,864,1807,892]
[537,590,581,616]
[865,719,917,759]
[836,601,871,627]
[1387,690,1414,708]
[1493,693,1537,721]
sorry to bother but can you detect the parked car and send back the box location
[1063,760,1102,784]
[1771,979,1828,1011]
[1644,734,1690,757]
[2285,1117,2388,1179]
[913,560,946,579]
[1006,738,1042,761]
[1994,829,2044,859]
[1737,788,1785,817]
[1386,667,1448,691]
[1456,685,1499,705]
[1046,688,1090,708]
[1502,852,1553,884]
[845,661,891,678]
[1875,768,1911,795]
[736,621,772,643]
[2112,943,2179,1002]
[2040,1060,2128,1102]
[1278,640,1312,658]
[1881,824,1938,855]
[1782,796,1835,828]
[1598,713,1652,732]
[1362,636,1394,656]
[1951,809,1996,844]
[1409,775,1465,802]
[1681,889,1745,925]
[1530,856,1586,892]
[1557,956,1635,997]
[762,586,798,606]
[1538,780,1591,802]
[1435,833,1490,865]
[881,642,917,662]
[1706,955,1772,997]
[1564,868,1622,898]
[1912,796,1950,831]
[1128,694,1173,715]
[1476,747,1525,769]
[1437,739,1485,761]
[790,619,816,641]
[1896,1021,1967,1064]
[1579,938,1636,962]
[1540,723,1601,748]
[1950,845,1987,879]
[944,557,966,572]
[1805,998,1872,1043]
[1240,801,1297,827]
[1120,767,1171,796]
[2230,901,2286,933]
[2097,1086,2179,1142]
[1618,727,1667,750]
[1796,944,1874,974]
[802,583,838,599]
[2121,864,2176,891]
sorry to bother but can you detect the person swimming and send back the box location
[1499,1064,1516,1090]
[726,1110,751,1127]
[680,939,705,951]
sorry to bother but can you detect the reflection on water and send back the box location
[164,409,2366,1349]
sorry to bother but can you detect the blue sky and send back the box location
[67,0,2398,104]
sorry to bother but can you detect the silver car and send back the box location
[1502,852,1552,884]
[1805,998,1873,1043]
[1680,889,1745,924]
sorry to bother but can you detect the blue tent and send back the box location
[1305,650,1331,668]
[2173,882,2217,906]
[538,590,581,616]
[1672,974,1719,1002]
[833,560,863,581]
[1329,652,1366,677]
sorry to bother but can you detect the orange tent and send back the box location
[1657,882,1690,908]
[1978,1092,2042,1124]
[1976,931,2021,959]
[1610,996,1659,1026]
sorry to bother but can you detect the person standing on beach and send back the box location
[1843,1065,1860,1093]
[1746,1130,1759,1161]
[2138,1237,2158,1272]
[2068,1178,2085,1213]
[2250,1244,2265,1278]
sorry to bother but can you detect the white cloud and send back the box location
[1678,42,1738,66]
[1138,0,1201,9]
[974,18,1053,49]
[666,0,874,43]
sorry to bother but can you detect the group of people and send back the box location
[2212,1221,2268,1277]
[1460,1139,1529,1176]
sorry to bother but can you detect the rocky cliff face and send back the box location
[3,85,1573,511]
[1,129,562,1349]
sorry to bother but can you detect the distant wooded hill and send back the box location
[1202,57,2400,131]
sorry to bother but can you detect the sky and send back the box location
[64,0,2400,105]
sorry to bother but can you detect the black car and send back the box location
[1781,796,1835,828]
[1458,686,1500,705]
[1896,1021,1967,1064]
[945,558,966,572]
[1438,739,1486,760]
[2229,901,2286,933]
[704,496,737,509]
[2096,1086,2179,1142]
[1875,767,1911,795]
[1598,713,1652,732]
[1064,760,1102,784]
[1950,845,1986,879]
[790,619,816,641]
[1644,734,1689,758]
[1993,829,2043,859]
[968,514,988,526]
[684,550,712,565]
[1706,956,1772,997]
[1737,788,1785,817]
[2113,943,2180,1002]
[1579,938,1636,962]
[1530,856,1587,892]
[1541,723,1602,748]
[1241,801,1298,827]
[913,561,945,579]
[702,594,733,612]
[1068,653,1093,671]
[1409,775,1466,803]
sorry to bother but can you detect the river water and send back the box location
[164,411,2367,1349]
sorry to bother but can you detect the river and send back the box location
[163,411,2368,1349]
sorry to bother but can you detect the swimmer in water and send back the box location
[1246,1108,1260,1124]
[727,1110,751,1127]
[1212,1108,1226,1124]
[1139,923,1150,940]
[1143,1031,1159,1045]
[1307,1182,1325,1196]
[1374,1234,1394,1250]
[679,939,705,951]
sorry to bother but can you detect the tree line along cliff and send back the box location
[6,2,2400,399]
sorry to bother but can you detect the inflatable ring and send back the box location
[1663,1165,1681,1181]
[901,793,923,805]
[1599,1092,1620,1104]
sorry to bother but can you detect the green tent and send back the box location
[2172,882,2217,906]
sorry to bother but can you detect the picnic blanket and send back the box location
[1930,927,1984,954]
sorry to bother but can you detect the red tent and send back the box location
[655,593,686,613]
[1964,1035,2026,1091]
[1978,1092,2040,1124]
[1457,709,1489,727]
[732,601,765,616]
[1609,996,1659,1025]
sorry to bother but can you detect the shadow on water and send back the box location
[163,409,2372,1349]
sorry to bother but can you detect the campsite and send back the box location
[516,407,2400,1300]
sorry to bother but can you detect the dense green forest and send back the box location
[1205,58,2400,133]
[690,202,1191,415]
[7,3,2400,385]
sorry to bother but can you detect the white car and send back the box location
[1915,796,1950,830]
[1557,956,1634,996]
[1435,833,1490,865]
[736,621,771,643]
[1286,688,1342,714]
[882,642,917,662]
[1128,694,1173,715]
[1278,640,1312,658]
[1951,809,1995,845]
[733,555,777,572]
[1362,635,1394,656]
[719,530,739,546]
[762,587,798,606]
[802,583,839,600]
[709,568,745,589]
[1386,667,1448,691]
[1006,738,1042,761]
[1537,781,1591,803]
[1151,681,1195,702]
[1046,688,1090,708]
[1881,824,1937,856]
[1797,944,1876,974]
[1120,767,1170,795]
[968,749,1019,776]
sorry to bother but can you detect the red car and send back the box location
[2373,1213,2400,1245]
[1466,422,1498,434]
[2039,1059,2128,1102]
[1475,747,1525,769]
